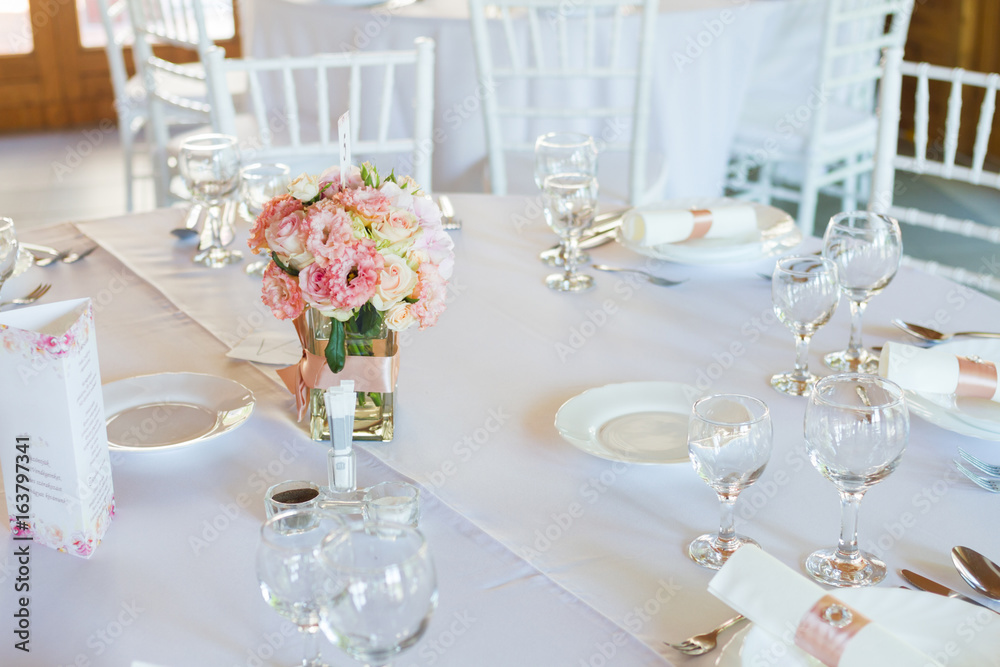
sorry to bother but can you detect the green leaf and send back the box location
[325,318,346,374]
[354,302,382,337]
[271,252,299,277]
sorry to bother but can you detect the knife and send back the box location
[20,243,61,258]
[543,209,628,254]
[899,569,997,612]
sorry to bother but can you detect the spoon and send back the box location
[952,546,1000,600]
[892,319,1000,344]
[591,264,686,287]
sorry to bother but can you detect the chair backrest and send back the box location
[806,0,913,153]
[96,0,140,122]
[467,0,657,204]
[871,47,1000,292]
[203,39,436,190]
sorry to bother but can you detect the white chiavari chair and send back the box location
[198,39,436,190]
[727,0,914,234]
[468,0,663,205]
[870,47,1000,293]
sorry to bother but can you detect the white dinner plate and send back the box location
[103,372,255,451]
[715,587,1000,667]
[617,198,802,265]
[903,339,1000,441]
[554,381,697,464]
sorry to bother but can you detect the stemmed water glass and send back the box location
[770,256,840,396]
[178,134,243,268]
[541,173,598,292]
[257,508,346,667]
[804,374,909,587]
[822,211,902,373]
[687,394,773,570]
[535,132,598,267]
[316,521,438,667]
[0,217,19,295]
[241,162,291,276]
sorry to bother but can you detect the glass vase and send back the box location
[303,307,396,442]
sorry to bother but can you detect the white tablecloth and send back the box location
[240,0,790,198]
[2,196,1000,666]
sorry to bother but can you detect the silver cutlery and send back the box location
[0,283,51,310]
[591,264,686,287]
[958,448,1000,478]
[171,204,205,240]
[538,209,627,263]
[61,246,97,264]
[439,195,461,231]
[892,319,1000,344]
[900,568,997,612]
[953,459,1000,493]
[21,243,61,259]
[952,546,1000,600]
[33,251,69,267]
[664,614,746,656]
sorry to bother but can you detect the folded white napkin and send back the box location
[226,330,303,366]
[620,205,757,247]
[879,341,1000,403]
[708,547,941,667]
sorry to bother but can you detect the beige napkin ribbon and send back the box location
[794,595,871,667]
[957,356,998,399]
[689,209,714,240]
[276,314,400,420]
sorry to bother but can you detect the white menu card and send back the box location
[0,298,115,558]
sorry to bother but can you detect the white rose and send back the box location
[372,253,418,310]
[289,173,320,201]
[385,302,417,331]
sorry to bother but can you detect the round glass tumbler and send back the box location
[804,374,909,587]
[687,394,773,570]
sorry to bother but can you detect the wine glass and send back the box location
[316,521,437,667]
[241,162,290,276]
[257,508,347,667]
[804,374,908,587]
[178,134,243,268]
[0,217,19,295]
[770,256,840,396]
[541,173,598,292]
[535,132,597,267]
[822,211,901,373]
[687,394,773,570]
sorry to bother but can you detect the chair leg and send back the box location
[842,156,858,213]
[797,163,821,236]
[758,160,775,205]
[120,127,135,212]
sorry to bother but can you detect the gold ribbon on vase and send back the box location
[956,356,998,399]
[276,313,400,420]
[793,595,871,666]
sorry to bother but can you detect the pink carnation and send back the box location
[299,240,384,313]
[249,194,303,255]
[411,263,448,329]
[318,166,363,197]
[336,186,391,225]
[305,199,356,267]
[261,262,305,320]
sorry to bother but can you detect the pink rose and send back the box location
[261,262,305,320]
[249,194,303,255]
[371,209,421,245]
[305,199,356,267]
[371,253,418,311]
[385,302,417,331]
[298,262,336,312]
[318,166,363,197]
[264,207,311,270]
[409,227,455,279]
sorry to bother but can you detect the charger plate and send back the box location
[555,381,697,464]
[104,372,254,451]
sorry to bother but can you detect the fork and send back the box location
[34,251,69,267]
[958,448,1000,478]
[439,195,462,231]
[954,460,1000,493]
[61,246,97,264]
[592,264,687,287]
[664,614,746,655]
[0,283,52,310]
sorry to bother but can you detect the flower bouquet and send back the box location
[249,163,455,441]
